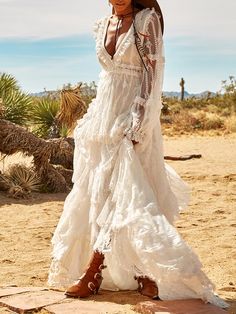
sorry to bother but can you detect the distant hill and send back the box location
[163,90,217,99]
[30,91,55,97]
[30,90,217,99]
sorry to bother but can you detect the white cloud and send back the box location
[0,0,235,41]
[159,0,236,42]
[0,0,109,39]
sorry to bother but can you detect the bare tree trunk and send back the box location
[0,119,74,192]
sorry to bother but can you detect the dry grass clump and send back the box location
[0,163,41,198]
[57,85,88,131]
[202,112,224,130]
[225,115,236,133]
[162,110,225,135]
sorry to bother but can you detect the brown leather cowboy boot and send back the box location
[134,275,160,300]
[65,250,106,298]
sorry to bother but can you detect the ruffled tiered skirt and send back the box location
[48,69,228,308]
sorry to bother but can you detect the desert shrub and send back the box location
[202,113,224,130]
[0,72,33,125]
[225,115,236,133]
[170,111,203,132]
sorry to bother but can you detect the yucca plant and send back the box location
[0,164,41,198]
[0,98,4,118]
[59,124,70,138]
[30,97,60,138]
[0,72,19,97]
[0,72,33,125]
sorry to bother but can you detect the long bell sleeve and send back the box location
[124,9,164,144]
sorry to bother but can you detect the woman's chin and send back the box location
[114,5,130,14]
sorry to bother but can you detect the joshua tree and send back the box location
[180,77,185,101]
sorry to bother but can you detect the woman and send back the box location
[48,0,228,308]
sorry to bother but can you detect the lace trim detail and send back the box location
[115,29,135,61]
[133,96,146,107]
[123,126,146,143]
[99,64,142,78]
[95,16,113,67]
[123,99,147,144]
[48,258,77,289]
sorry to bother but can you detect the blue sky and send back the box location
[0,0,235,94]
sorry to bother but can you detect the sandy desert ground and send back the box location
[0,135,236,313]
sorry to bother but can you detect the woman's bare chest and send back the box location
[104,17,133,59]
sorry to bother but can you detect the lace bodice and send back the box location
[93,8,165,144]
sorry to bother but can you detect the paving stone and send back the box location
[45,298,133,314]
[0,290,66,313]
[0,286,47,298]
[134,299,227,314]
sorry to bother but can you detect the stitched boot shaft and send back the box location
[134,275,160,300]
[65,251,106,298]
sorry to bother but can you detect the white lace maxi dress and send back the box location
[48,8,228,308]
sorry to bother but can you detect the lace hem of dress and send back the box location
[48,258,77,289]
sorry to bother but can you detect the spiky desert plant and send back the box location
[59,124,70,138]
[0,97,4,118]
[57,85,88,131]
[30,97,60,138]
[0,72,18,97]
[0,171,11,191]
[0,72,33,125]
[0,164,41,198]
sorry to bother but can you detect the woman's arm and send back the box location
[124,10,163,144]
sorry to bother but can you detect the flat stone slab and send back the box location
[0,287,229,314]
[0,286,47,298]
[45,299,134,314]
[134,299,227,314]
[0,290,66,313]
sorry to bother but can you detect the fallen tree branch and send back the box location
[164,154,202,161]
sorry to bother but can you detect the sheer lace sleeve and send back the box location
[124,9,164,144]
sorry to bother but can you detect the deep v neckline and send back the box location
[102,11,141,60]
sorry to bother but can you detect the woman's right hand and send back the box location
[132,140,139,145]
